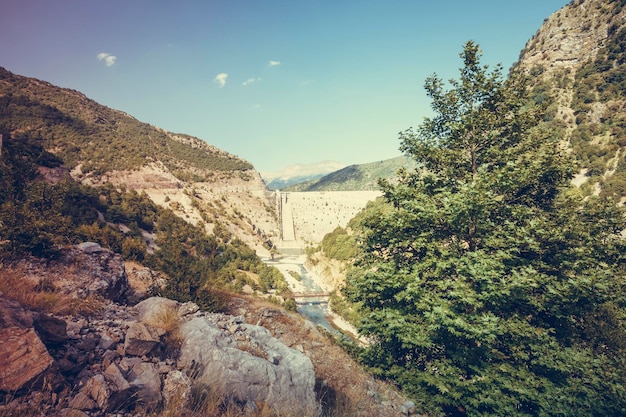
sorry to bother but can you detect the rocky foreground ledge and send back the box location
[0,243,410,417]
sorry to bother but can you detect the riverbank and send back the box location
[265,251,361,338]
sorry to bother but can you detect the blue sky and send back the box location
[1,0,568,173]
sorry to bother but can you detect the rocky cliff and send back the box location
[515,0,626,201]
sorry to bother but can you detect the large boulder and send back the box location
[179,316,318,415]
[134,296,179,323]
[0,327,57,393]
[0,295,60,394]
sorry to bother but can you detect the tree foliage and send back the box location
[321,226,358,261]
[344,42,626,416]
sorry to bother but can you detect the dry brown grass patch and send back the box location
[143,304,183,349]
[236,340,268,360]
[0,264,103,315]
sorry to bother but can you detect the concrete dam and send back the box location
[274,190,381,249]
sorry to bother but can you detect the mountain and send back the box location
[514,0,626,202]
[283,156,416,191]
[0,66,279,253]
[260,160,345,190]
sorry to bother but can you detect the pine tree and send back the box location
[345,42,626,416]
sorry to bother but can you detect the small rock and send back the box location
[162,370,192,410]
[102,350,120,370]
[124,322,161,356]
[99,333,116,350]
[33,313,67,345]
[178,301,199,316]
[70,392,98,411]
[76,242,103,254]
[400,400,416,415]
[60,410,90,417]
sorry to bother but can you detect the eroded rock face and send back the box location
[179,314,318,416]
[0,295,60,394]
[0,327,57,393]
[12,242,129,302]
[64,243,129,300]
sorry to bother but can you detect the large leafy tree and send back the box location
[345,42,626,416]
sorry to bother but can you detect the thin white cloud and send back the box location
[242,77,261,86]
[97,52,117,67]
[213,72,229,88]
[268,60,281,67]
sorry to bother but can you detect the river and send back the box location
[262,249,357,338]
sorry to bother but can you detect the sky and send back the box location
[1,0,569,173]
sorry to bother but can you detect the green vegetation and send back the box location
[0,67,252,181]
[0,132,287,312]
[288,270,302,281]
[320,226,358,261]
[284,156,417,192]
[558,15,626,200]
[344,42,626,416]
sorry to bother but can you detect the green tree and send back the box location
[344,42,626,416]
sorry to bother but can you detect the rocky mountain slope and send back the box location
[514,0,626,201]
[0,67,279,254]
[3,0,625,415]
[0,67,413,416]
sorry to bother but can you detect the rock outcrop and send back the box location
[179,315,317,415]
[0,243,319,417]
[0,297,60,394]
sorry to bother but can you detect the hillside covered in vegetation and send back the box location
[515,0,626,202]
[284,156,417,191]
[0,67,251,181]
[0,132,287,310]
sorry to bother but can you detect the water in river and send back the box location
[296,264,342,335]
[265,248,343,336]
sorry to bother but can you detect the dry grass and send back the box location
[143,304,184,350]
[0,264,103,315]
[236,340,268,360]
[157,383,303,417]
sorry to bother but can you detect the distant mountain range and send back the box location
[261,161,346,190]
[283,156,416,191]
